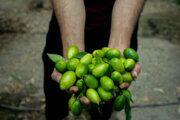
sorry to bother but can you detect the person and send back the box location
[42,0,144,120]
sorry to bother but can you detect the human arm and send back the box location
[51,0,85,58]
[108,0,144,88]
[50,0,90,104]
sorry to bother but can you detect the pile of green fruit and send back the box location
[47,45,139,120]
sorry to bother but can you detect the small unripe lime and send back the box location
[55,60,67,73]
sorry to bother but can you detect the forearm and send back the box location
[109,0,144,53]
[51,0,85,58]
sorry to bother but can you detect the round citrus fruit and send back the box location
[105,48,120,59]
[67,45,79,59]
[60,71,76,90]
[67,58,79,71]
[123,48,139,62]
[55,59,67,73]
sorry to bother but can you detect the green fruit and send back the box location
[122,90,132,98]
[111,71,123,85]
[67,45,79,59]
[92,49,105,57]
[92,63,109,77]
[67,58,79,71]
[110,58,125,73]
[102,47,110,54]
[122,72,133,82]
[84,74,98,89]
[123,48,139,62]
[71,100,82,116]
[86,88,99,104]
[119,57,126,64]
[92,57,104,65]
[124,58,135,71]
[75,79,84,91]
[60,71,76,90]
[88,64,95,73]
[100,76,114,90]
[80,53,92,65]
[55,60,67,73]
[75,63,88,78]
[68,96,76,109]
[97,87,112,101]
[113,95,126,111]
[105,48,120,59]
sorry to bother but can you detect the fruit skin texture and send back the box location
[68,96,76,109]
[55,60,67,73]
[80,53,92,65]
[113,95,126,111]
[123,48,139,62]
[110,58,125,73]
[60,71,76,90]
[92,49,104,57]
[86,88,99,104]
[111,71,123,85]
[122,90,132,98]
[67,45,79,59]
[75,79,84,92]
[88,64,95,73]
[124,58,135,71]
[119,57,126,64]
[122,72,133,82]
[105,48,120,59]
[92,63,109,77]
[71,100,83,116]
[75,63,88,78]
[102,47,110,54]
[100,76,114,91]
[67,58,79,71]
[97,86,112,101]
[84,74,98,89]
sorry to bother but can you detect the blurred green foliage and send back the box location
[173,0,180,5]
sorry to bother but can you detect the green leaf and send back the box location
[95,105,101,115]
[47,53,65,63]
[125,99,132,120]
[74,52,88,59]
[124,94,134,103]
[77,86,86,98]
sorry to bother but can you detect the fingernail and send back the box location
[56,75,61,83]
[133,71,137,78]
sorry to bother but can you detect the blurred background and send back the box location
[0,0,180,120]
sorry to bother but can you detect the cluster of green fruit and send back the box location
[47,45,139,119]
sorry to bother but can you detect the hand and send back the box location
[119,62,141,89]
[51,68,91,104]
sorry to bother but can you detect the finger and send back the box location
[131,62,141,78]
[51,68,62,83]
[69,86,79,93]
[119,82,131,89]
[80,96,90,104]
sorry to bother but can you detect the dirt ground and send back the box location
[0,0,180,120]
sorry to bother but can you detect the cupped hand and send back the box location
[119,62,141,89]
[51,68,90,104]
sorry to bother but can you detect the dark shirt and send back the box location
[84,0,115,30]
